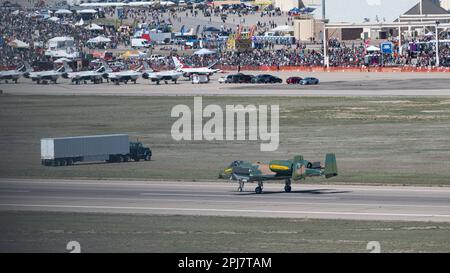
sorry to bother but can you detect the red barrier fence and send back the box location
[218,65,450,73]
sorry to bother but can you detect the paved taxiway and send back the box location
[1,178,450,222]
[1,72,450,97]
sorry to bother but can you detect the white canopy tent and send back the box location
[194,48,217,55]
[54,57,72,63]
[366,45,381,51]
[48,16,60,22]
[55,9,73,15]
[85,23,103,31]
[74,18,84,26]
[271,25,294,32]
[9,39,30,49]
[87,35,112,44]
[78,9,98,14]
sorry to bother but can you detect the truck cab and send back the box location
[129,142,152,161]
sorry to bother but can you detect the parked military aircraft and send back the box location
[100,61,142,85]
[24,62,72,84]
[172,56,221,78]
[62,61,106,84]
[141,62,183,84]
[219,154,338,194]
[0,63,30,83]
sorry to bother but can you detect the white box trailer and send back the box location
[41,134,132,166]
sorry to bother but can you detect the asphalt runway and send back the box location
[1,72,450,97]
[1,178,450,222]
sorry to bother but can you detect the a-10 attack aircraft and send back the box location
[219,154,338,194]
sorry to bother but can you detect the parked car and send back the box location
[300,77,319,85]
[252,74,283,84]
[286,77,303,84]
[223,73,254,84]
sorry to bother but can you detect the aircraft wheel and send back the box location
[255,186,262,194]
[284,185,292,193]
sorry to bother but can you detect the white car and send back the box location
[218,77,226,84]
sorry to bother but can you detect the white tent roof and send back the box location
[194,48,217,55]
[85,23,103,30]
[87,35,111,43]
[48,16,60,22]
[55,9,72,15]
[366,45,381,51]
[48,36,74,43]
[78,9,98,14]
[271,25,294,32]
[54,57,72,63]
[74,18,84,26]
[9,39,30,49]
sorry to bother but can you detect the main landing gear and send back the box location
[284,179,292,193]
[255,181,263,194]
[237,179,246,192]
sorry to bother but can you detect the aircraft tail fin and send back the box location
[24,62,32,73]
[61,61,73,73]
[208,61,219,69]
[324,153,338,179]
[100,60,112,73]
[142,61,153,72]
[291,155,305,181]
[172,56,184,69]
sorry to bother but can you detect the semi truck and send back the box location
[41,134,152,166]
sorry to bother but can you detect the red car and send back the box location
[286,77,303,84]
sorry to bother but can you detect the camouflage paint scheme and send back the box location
[219,154,338,194]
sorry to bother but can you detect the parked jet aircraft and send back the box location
[24,62,72,84]
[62,62,106,84]
[219,154,338,194]
[172,56,221,78]
[141,62,183,84]
[0,63,30,83]
[100,61,142,85]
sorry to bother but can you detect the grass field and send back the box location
[0,94,450,185]
[1,211,450,253]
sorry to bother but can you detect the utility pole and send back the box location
[322,0,328,68]
[436,21,440,67]
[323,28,328,68]
[322,0,326,20]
